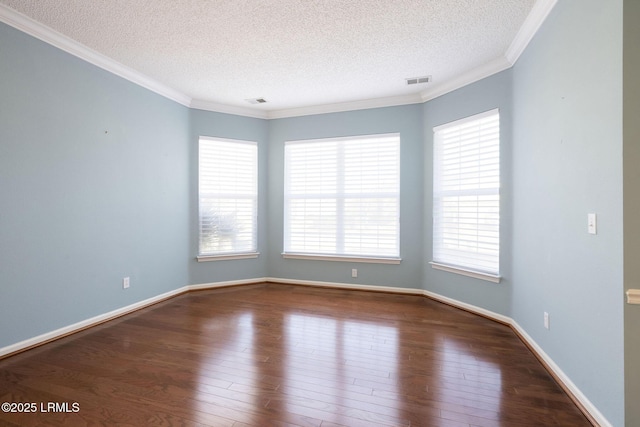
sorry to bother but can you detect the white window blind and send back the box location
[284,134,400,260]
[199,137,257,256]
[432,109,500,277]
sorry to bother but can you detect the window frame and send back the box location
[283,133,401,264]
[430,109,501,282]
[197,136,259,262]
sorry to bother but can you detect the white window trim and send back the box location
[282,253,401,264]
[430,262,501,283]
[432,108,499,133]
[198,136,258,257]
[197,252,260,262]
[432,108,500,280]
[283,133,401,260]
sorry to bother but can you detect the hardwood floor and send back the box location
[0,283,591,426]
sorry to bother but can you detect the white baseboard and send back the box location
[266,277,609,427]
[0,276,610,426]
[421,288,512,324]
[188,277,268,291]
[0,278,266,358]
[265,276,423,295]
[0,285,188,358]
[510,322,610,427]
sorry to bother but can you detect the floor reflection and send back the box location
[284,312,401,426]
[0,285,591,426]
[193,311,257,422]
[437,338,502,424]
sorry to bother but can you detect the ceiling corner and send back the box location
[0,3,192,107]
[266,94,425,120]
[419,56,513,103]
[505,0,559,65]
[190,99,270,119]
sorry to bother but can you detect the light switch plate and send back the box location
[588,213,597,234]
[544,312,550,330]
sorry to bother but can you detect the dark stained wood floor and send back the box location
[0,283,592,427]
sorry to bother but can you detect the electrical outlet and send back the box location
[544,312,550,330]
[123,277,130,289]
[351,268,358,278]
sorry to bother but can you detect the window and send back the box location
[431,109,500,282]
[198,137,257,260]
[284,134,400,262]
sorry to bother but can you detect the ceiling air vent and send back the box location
[246,98,267,104]
[405,75,431,85]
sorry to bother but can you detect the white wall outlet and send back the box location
[588,213,597,234]
[351,268,358,278]
[123,277,130,289]
[544,312,550,330]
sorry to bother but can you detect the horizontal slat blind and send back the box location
[284,134,400,258]
[433,110,500,275]
[199,137,257,256]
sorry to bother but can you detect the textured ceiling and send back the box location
[0,0,540,117]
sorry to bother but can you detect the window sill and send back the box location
[430,262,501,283]
[197,252,260,262]
[283,253,401,264]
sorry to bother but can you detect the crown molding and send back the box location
[265,93,424,119]
[419,56,512,102]
[189,99,269,119]
[191,93,424,120]
[505,0,558,64]
[0,3,423,120]
[418,0,557,104]
[0,3,192,107]
[1,1,556,120]
[0,275,612,427]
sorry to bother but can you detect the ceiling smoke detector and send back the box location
[246,98,268,104]
[405,75,431,85]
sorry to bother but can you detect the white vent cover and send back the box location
[405,76,432,85]
[245,98,267,104]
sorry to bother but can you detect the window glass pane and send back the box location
[433,110,500,275]
[199,137,257,256]
[284,134,400,258]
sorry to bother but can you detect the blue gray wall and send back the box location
[267,106,424,288]
[422,70,513,317]
[0,22,190,348]
[0,2,631,424]
[419,3,626,424]
[188,109,269,285]
[511,1,624,425]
